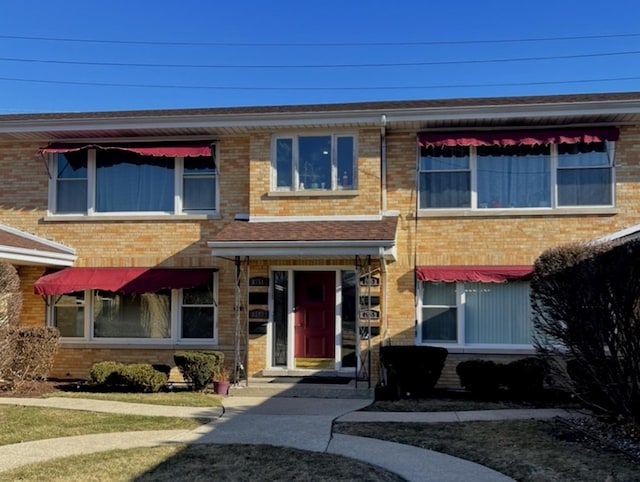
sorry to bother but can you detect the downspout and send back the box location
[380,114,387,213]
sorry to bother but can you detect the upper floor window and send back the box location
[273,134,356,191]
[50,147,217,215]
[418,129,617,211]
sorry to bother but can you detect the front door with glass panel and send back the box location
[294,271,335,368]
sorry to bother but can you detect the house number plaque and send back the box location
[249,277,270,287]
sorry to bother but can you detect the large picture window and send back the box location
[50,281,216,342]
[419,140,614,210]
[419,281,532,346]
[51,148,217,215]
[273,134,356,191]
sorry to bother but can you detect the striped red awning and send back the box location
[416,266,533,283]
[35,267,215,295]
[39,142,213,158]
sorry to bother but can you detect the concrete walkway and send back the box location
[0,394,575,481]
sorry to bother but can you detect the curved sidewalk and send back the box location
[0,396,575,481]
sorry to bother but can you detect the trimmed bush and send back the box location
[89,361,168,392]
[89,361,125,386]
[502,357,545,396]
[120,364,168,393]
[379,346,448,400]
[174,350,224,391]
[456,359,502,395]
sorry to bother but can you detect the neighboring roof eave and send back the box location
[1,93,640,135]
[0,224,77,267]
[210,244,397,261]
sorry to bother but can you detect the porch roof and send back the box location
[208,216,398,260]
[0,224,76,267]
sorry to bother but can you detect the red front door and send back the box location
[294,271,336,359]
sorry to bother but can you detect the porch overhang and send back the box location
[207,216,398,261]
[209,240,396,260]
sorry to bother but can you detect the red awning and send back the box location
[39,142,213,158]
[34,267,216,295]
[417,127,619,147]
[416,266,533,283]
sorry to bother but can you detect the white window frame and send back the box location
[48,149,218,216]
[49,277,218,345]
[271,133,357,192]
[418,141,615,211]
[417,281,533,350]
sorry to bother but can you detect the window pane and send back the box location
[477,144,550,208]
[57,180,87,213]
[464,282,531,344]
[341,271,357,368]
[420,172,470,208]
[93,291,171,338]
[420,146,470,171]
[558,142,609,167]
[54,292,84,337]
[183,177,216,210]
[57,153,87,178]
[558,168,612,206]
[276,139,293,188]
[421,307,457,342]
[184,157,215,174]
[299,136,331,189]
[181,307,214,338]
[337,137,355,189]
[183,283,214,305]
[272,271,288,366]
[96,150,174,212]
[56,153,88,214]
[422,282,456,305]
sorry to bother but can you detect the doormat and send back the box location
[269,377,352,385]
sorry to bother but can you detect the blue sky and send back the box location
[0,0,639,113]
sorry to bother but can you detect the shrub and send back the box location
[456,359,502,395]
[1,326,60,389]
[502,357,545,396]
[89,361,125,385]
[532,238,640,425]
[378,346,448,400]
[174,351,224,391]
[0,261,22,327]
[120,364,168,393]
[89,361,168,392]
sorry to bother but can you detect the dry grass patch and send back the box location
[44,390,223,407]
[0,444,405,482]
[0,406,204,446]
[335,419,639,482]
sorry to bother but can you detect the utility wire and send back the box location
[0,75,638,91]
[1,50,639,69]
[0,32,639,47]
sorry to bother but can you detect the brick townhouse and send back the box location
[0,92,639,387]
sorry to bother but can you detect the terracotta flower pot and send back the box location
[213,380,230,395]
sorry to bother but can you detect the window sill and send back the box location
[417,343,535,355]
[43,213,222,222]
[58,340,223,349]
[417,207,617,218]
[267,189,359,198]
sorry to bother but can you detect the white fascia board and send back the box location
[249,214,385,222]
[387,99,640,124]
[3,99,640,134]
[0,224,76,255]
[210,245,396,261]
[592,223,640,243]
[0,247,77,266]
[207,240,394,249]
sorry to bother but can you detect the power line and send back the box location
[0,75,638,91]
[1,50,639,69]
[0,32,639,47]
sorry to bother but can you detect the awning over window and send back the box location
[417,127,619,147]
[34,267,216,295]
[416,266,533,283]
[39,142,213,158]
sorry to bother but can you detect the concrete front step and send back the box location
[228,378,374,399]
